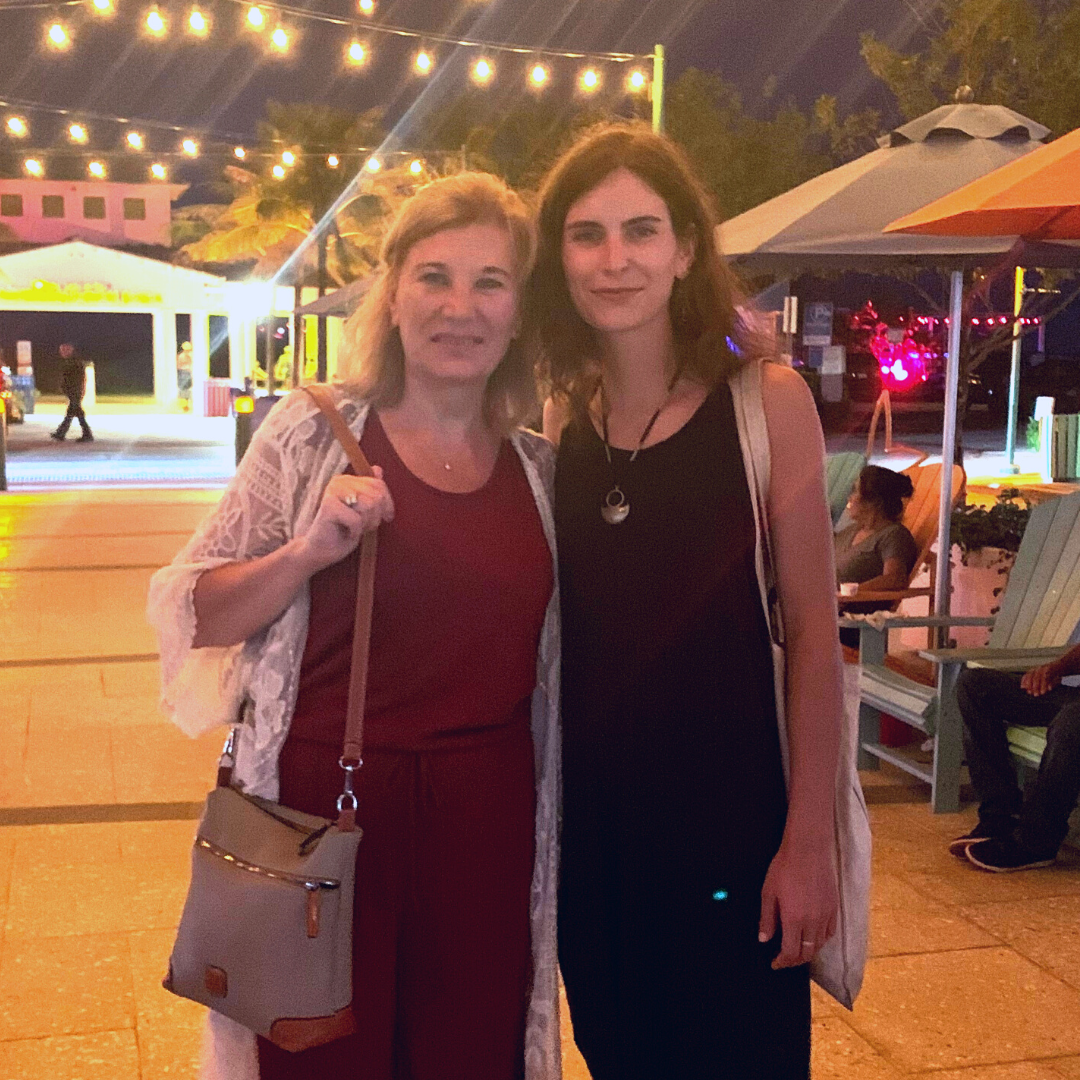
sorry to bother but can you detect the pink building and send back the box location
[0,178,186,247]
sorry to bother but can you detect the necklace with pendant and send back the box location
[598,368,682,526]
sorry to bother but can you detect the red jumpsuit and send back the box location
[257,413,553,1080]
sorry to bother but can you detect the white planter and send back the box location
[949,545,1015,648]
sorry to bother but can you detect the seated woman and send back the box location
[836,465,918,648]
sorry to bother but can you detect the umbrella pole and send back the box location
[1004,265,1024,474]
[934,270,964,626]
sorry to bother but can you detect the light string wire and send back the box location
[0,0,654,62]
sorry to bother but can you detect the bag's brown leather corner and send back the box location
[269,1005,356,1052]
[161,963,175,992]
[204,966,228,999]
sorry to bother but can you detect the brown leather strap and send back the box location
[302,386,377,815]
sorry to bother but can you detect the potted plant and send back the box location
[948,489,1032,646]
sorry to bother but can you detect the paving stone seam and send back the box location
[0,654,159,670]
[0,803,203,826]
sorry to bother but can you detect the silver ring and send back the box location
[343,493,358,508]
[801,940,814,948]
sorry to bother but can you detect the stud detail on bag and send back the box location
[205,966,228,998]
[306,884,321,938]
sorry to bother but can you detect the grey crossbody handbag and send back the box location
[163,385,378,1051]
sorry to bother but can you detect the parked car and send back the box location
[1,366,25,424]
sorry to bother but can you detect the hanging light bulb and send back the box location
[529,63,550,88]
[46,22,71,49]
[472,58,493,84]
[126,131,145,150]
[145,8,167,36]
[358,0,374,13]
[409,158,423,175]
[414,50,433,74]
[627,69,647,92]
[272,164,285,179]
[365,156,381,172]
[327,154,340,168]
[246,5,265,29]
[68,122,89,144]
[5,116,28,138]
[347,40,367,66]
[188,8,209,35]
[150,162,167,179]
[91,0,114,14]
[88,160,106,178]
[233,145,247,160]
[182,137,199,156]
[579,67,601,92]
[281,150,296,166]
[24,158,43,176]
[270,26,290,52]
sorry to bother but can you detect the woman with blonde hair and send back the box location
[148,171,561,1080]
[531,123,853,1078]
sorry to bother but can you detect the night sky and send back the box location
[0,0,925,152]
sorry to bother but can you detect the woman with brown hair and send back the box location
[148,172,561,1080]
[531,124,850,1078]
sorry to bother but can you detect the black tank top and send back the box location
[555,380,788,876]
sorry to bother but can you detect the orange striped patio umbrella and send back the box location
[885,125,1080,239]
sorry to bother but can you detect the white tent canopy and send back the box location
[0,241,266,411]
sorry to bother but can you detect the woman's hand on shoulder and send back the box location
[296,470,394,574]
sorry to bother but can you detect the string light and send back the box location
[409,158,423,175]
[188,9,209,36]
[579,67,600,92]
[327,154,340,167]
[5,116,28,138]
[347,40,367,65]
[281,149,296,166]
[126,130,144,150]
[24,158,43,177]
[91,0,114,14]
[145,8,167,36]
[628,69,647,92]
[472,58,493,84]
[365,156,381,172]
[270,26,290,51]
[47,22,70,49]
[150,162,167,179]
[414,49,433,74]
[68,122,89,144]
[233,145,247,159]
[246,6,265,29]
[88,160,106,178]
[272,163,285,178]
[182,137,199,156]
[358,0,374,13]
[529,63,550,88]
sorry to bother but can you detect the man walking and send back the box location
[950,643,1080,871]
[50,343,93,442]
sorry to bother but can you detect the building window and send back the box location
[0,193,23,217]
[122,198,146,221]
[83,196,107,220]
[42,195,65,218]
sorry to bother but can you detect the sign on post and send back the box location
[802,302,834,347]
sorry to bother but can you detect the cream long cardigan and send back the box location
[147,387,562,1080]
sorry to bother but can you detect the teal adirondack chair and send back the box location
[826,452,867,525]
[845,489,1080,813]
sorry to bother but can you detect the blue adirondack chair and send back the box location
[845,489,1080,813]
[826,452,866,526]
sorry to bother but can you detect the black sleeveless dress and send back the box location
[555,381,811,1080]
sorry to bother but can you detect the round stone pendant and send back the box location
[601,486,629,525]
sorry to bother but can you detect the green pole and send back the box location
[651,44,665,133]
[1003,264,1024,474]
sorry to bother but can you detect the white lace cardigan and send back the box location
[146,387,562,1080]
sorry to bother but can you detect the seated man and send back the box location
[951,643,1080,872]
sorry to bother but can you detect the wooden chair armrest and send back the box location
[918,645,1071,669]
[838,615,995,630]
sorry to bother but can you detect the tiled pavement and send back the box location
[3,490,1080,1079]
